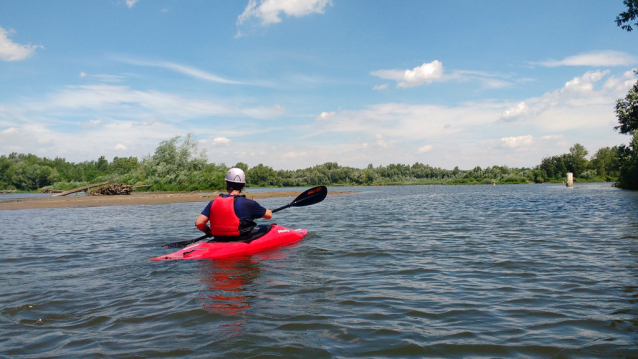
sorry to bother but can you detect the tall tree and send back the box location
[614,1,638,189]
[615,71,638,134]
[616,0,638,32]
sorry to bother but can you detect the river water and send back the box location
[1,183,638,358]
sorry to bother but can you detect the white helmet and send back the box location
[225,168,246,183]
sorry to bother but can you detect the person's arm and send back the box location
[262,209,272,220]
[195,214,211,235]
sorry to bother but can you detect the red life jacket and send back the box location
[209,195,241,237]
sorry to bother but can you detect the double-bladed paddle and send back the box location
[160,186,328,249]
[271,185,327,213]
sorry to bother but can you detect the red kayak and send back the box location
[149,224,307,261]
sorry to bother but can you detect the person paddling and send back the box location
[195,168,273,242]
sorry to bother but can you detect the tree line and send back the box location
[0,135,630,192]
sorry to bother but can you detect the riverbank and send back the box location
[0,190,356,211]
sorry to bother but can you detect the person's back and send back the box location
[195,168,272,242]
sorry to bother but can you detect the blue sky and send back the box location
[0,0,636,170]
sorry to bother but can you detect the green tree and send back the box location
[568,143,589,177]
[616,131,638,189]
[590,147,619,178]
[615,71,638,134]
[615,1,638,189]
[616,0,638,32]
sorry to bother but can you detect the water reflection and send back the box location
[196,249,294,316]
[197,256,259,316]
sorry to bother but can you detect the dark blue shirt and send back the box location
[201,195,267,221]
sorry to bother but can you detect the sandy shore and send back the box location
[0,190,356,211]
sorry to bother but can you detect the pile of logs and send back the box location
[41,188,63,193]
[91,184,134,196]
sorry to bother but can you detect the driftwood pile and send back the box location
[41,188,63,193]
[91,184,134,196]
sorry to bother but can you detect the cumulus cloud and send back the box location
[560,70,609,93]
[372,60,444,88]
[213,137,231,145]
[236,0,331,36]
[501,135,534,148]
[125,0,138,8]
[80,71,87,78]
[532,50,637,67]
[418,145,433,153]
[316,111,336,120]
[373,84,388,90]
[500,102,529,122]
[372,61,514,89]
[115,143,127,150]
[497,70,626,129]
[0,27,42,61]
[499,135,566,151]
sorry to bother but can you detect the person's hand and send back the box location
[204,226,212,237]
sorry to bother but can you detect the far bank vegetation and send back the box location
[0,134,624,193]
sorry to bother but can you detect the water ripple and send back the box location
[1,184,638,357]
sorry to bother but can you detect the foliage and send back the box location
[615,71,638,134]
[616,0,638,32]
[614,70,638,189]
[616,131,638,189]
[0,136,622,192]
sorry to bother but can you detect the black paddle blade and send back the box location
[161,234,210,248]
[291,185,327,207]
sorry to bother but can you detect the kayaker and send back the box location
[195,168,273,242]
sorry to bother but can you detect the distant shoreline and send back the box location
[0,190,357,211]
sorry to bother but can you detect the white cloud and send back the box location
[115,143,127,150]
[418,145,432,153]
[1,127,18,135]
[532,50,637,67]
[373,84,388,90]
[375,134,388,148]
[213,137,231,145]
[236,0,331,36]
[501,135,534,148]
[500,102,529,122]
[80,119,103,129]
[0,69,632,170]
[38,85,237,119]
[498,70,627,129]
[372,60,444,88]
[133,117,158,127]
[125,0,138,9]
[80,71,87,78]
[283,151,307,158]
[118,58,244,85]
[316,111,336,120]
[372,61,514,89]
[0,27,41,61]
[560,70,609,93]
